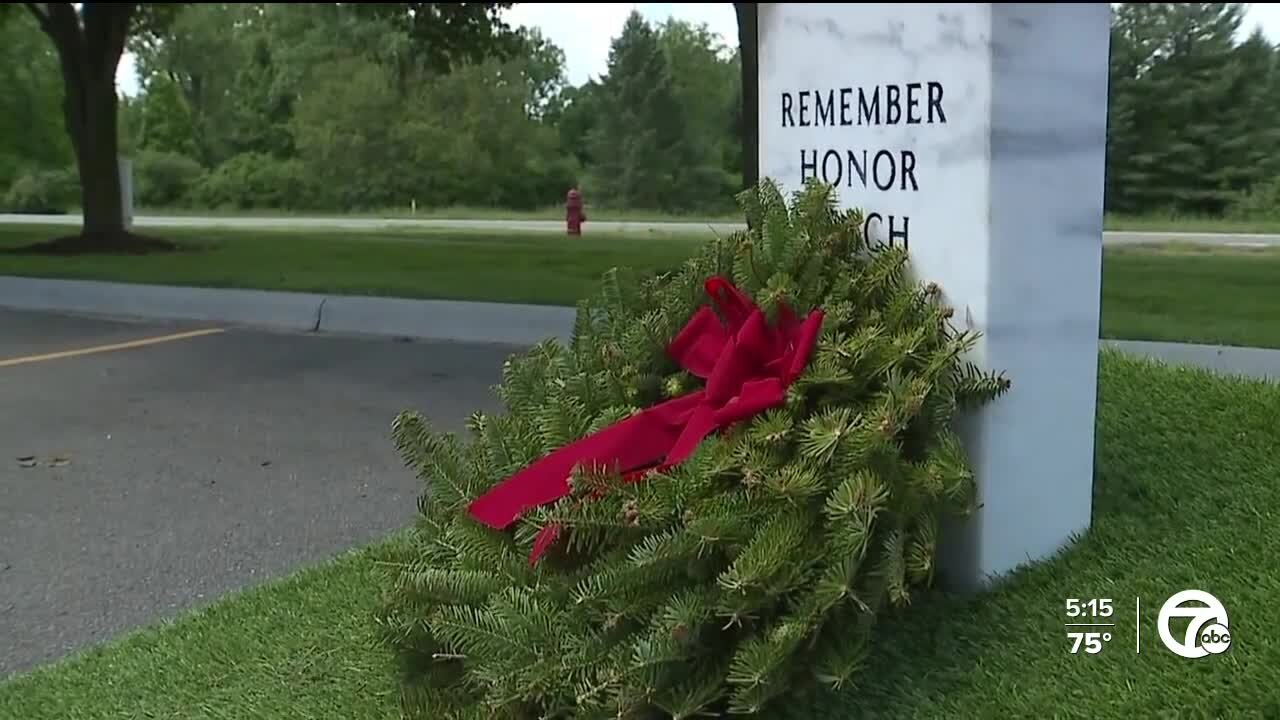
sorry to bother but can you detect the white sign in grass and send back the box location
[758,2,1112,588]
[119,156,134,230]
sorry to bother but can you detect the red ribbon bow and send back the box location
[467,276,825,564]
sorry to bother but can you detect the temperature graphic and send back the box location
[1065,598,1117,655]
[1068,631,1112,654]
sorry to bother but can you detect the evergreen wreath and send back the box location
[376,178,1012,719]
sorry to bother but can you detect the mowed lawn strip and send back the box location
[1101,243,1280,349]
[2,350,1277,719]
[130,204,749,223]
[4,225,1280,348]
[0,225,702,307]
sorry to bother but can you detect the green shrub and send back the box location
[1227,176,1280,221]
[191,153,313,211]
[376,179,1012,719]
[134,150,205,208]
[3,167,78,214]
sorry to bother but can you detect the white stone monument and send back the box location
[757,3,1111,589]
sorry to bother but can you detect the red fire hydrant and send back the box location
[566,188,586,235]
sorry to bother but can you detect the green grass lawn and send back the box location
[800,349,1280,719]
[1101,243,1280,349]
[2,349,1277,719]
[3,225,1280,348]
[0,224,703,307]
[127,204,749,223]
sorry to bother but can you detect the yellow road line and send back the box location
[0,328,225,368]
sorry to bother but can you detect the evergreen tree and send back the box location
[656,18,741,210]
[588,11,689,211]
[1215,28,1280,200]
[376,178,1011,719]
[1158,3,1249,214]
[1104,3,1159,214]
[1105,2,1278,216]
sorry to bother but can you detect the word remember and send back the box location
[779,81,951,251]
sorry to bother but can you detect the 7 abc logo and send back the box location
[1157,590,1232,659]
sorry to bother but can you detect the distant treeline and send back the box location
[3,2,1279,219]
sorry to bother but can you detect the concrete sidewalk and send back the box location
[1103,339,1280,382]
[4,275,1280,383]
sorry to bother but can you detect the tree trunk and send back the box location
[18,3,167,253]
[734,3,759,191]
[67,70,126,237]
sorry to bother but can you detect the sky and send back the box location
[114,2,1280,97]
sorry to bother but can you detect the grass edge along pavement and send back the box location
[2,348,1278,719]
[0,224,706,308]
[5,224,1280,350]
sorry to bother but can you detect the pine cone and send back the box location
[622,499,641,527]
[906,395,924,416]
[879,415,895,436]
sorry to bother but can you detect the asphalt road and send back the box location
[3,212,1279,247]
[0,308,514,680]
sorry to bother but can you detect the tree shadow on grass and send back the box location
[0,230,183,256]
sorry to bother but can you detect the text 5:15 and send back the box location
[1066,598,1113,618]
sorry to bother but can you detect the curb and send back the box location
[318,294,575,346]
[1101,338,1280,382]
[0,276,577,346]
[5,277,1280,383]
